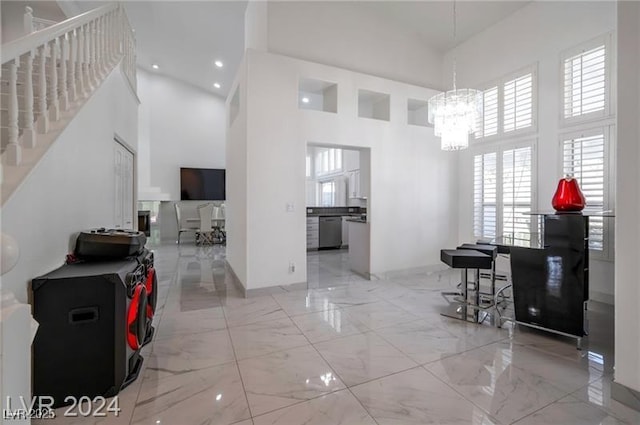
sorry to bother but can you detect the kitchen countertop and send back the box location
[310,213,360,217]
[307,207,366,217]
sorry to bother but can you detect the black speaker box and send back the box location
[31,260,149,407]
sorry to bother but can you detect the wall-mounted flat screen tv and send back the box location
[180,168,225,200]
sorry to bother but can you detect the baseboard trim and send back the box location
[590,291,614,305]
[224,261,247,296]
[611,381,640,412]
[372,263,448,280]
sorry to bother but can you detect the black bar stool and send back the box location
[458,243,498,306]
[440,249,493,323]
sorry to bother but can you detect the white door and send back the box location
[114,140,134,229]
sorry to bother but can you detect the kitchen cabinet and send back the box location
[348,220,370,277]
[348,169,368,199]
[348,170,361,199]
[341,216,350,247]
[306,216,319,250]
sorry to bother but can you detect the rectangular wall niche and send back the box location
[298,78,338,113]
[230,86,240,126]
[407,98,430,127]
[358,89,390,121]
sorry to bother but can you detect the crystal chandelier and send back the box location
[428,2,482,151]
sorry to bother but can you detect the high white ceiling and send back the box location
[66,1,530,99]
[359,1,530,52]
[123,1,247,97]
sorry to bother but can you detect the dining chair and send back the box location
[175,203,196,244]
[196,203,215,245]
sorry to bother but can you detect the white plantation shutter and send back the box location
[475,66,536,141]
[502,147,533,236]
[563,43,607,120]
[562,132,606,250]
[474,152,497,239]
[503,73,533,133]
[479,86,499,138]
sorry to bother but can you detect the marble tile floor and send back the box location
[34,245,638,425]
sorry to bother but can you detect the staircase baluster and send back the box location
[90,20,98,86]
[101,15,107,73]
[87,21,93,86]
[37,44,49,133]
[69,28,77,102]
[110,11,116,61]
[23,51,36,148]
[96,17,103,78]
[60,33,69,111]
[105,13,111,64]
[6,59,22,165]
[48,38,60,122]
[84,23,94,91]
[77,25,86,97]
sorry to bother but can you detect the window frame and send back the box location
[559,33,613,127]
[558,33,615,261]
[314,148,343,177]
[558,125,615,260]
[473,64,538,144]
[472,138,538,241]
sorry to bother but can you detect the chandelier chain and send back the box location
[452,0,457,90]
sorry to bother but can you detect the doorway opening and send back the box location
[305,143,371,288]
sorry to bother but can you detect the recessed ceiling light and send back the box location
[214,60,223,68]
[152,64,159,70]
[301,97,310,104]
[213,82,221,89]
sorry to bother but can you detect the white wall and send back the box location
[227,49,457,290]
[137,69,226,201]
[614,0,640,394]
[226,58,249,287]
[1,66,138,303]
[1,1,66,43]
[244,0,268,51]
[267,2,444,89]
[445,1,616,301]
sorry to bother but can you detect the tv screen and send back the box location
[180,168,225,200]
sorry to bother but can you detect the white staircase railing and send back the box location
[0,2,136,169]
[24,6,58,35]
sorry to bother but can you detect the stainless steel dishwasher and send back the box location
[319,216,342,248]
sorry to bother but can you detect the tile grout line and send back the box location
[221,295,256,422]
[282,306,383,425]
[124,260,179,425]
[419,364,505,425]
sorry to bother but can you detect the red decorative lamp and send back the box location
[552,176,586,212]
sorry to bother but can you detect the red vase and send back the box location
[552,177,586,211]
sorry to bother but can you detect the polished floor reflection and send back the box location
[34,245,637,425]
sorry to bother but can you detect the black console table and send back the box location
[490,211,613,348]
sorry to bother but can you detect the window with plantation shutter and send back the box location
[563,42,607,121]
[503,73,533,133]
[474,153,497,238]
[474,144,534,240]
[562,131,607,250]
[478,86,499,138]
[474,66,536,142]
[502,147,533,236]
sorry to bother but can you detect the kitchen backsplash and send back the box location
[306,206,366,216]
